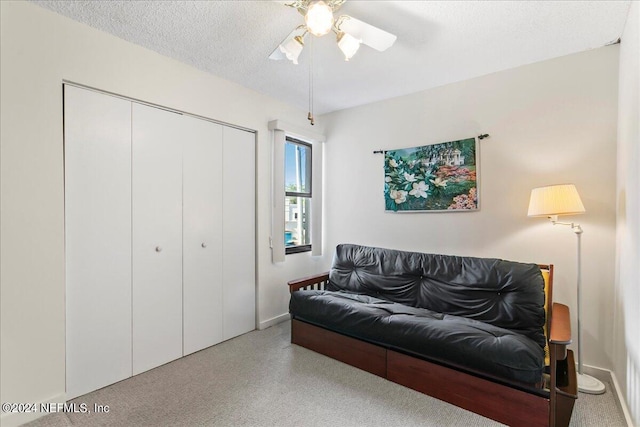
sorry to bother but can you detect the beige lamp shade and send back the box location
[527,184,586,217]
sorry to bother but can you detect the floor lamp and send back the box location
[527,184,606,395]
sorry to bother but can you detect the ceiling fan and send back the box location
[269,0,397,64]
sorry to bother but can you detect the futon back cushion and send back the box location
[327,244,546,348]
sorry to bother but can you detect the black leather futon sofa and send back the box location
[288,244,578,427]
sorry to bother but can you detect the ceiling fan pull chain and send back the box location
[308,36,315,125]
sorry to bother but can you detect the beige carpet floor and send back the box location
[25,321,626,427]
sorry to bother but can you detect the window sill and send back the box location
[286,245,312,255]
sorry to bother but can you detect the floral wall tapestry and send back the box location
[384,137,478,212]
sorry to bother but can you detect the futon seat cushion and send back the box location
[289,290,545,385]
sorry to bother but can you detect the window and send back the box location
[285,137,312,254]
[268,119,324,263]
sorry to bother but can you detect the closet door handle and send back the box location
[201,242,207,248]
[155,246,162,252]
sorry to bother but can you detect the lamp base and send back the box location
[577,373,606,394]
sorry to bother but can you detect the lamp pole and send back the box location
[552,218,605,394]
[573,224,584,375]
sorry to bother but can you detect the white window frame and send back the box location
[269,120,324,263]
[284,137,312,255]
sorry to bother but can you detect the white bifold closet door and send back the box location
[182,116,224,355]
[222,127,256,340]
[131,104,184,375]
[65,86,133,399]
[65,85,256,398]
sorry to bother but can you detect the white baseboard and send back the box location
[610,371,635,427]
[580,364,634,427]
[258,312,290,330]
[0,392,67,427]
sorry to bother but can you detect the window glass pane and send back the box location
[285,140,311,195]
[285,196,311,248]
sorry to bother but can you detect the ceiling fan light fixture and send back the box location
[337,31,361,61]
[305,1,334,36]
[279,35,305,64]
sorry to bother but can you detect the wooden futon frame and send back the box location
[288,265,577,427]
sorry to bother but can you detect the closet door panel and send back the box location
[64,85,132,399]
[183,117,224,355]
[132,104,183,375]
[222,127,256,340]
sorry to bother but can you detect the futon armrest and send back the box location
[288,272,330,293]
[550,303,572,345]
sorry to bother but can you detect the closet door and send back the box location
[64,85,132,399]
[182,116,224,355]
[222,127,256,339]
[132,104,183,375]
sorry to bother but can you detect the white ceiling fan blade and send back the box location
[338,16,397,52]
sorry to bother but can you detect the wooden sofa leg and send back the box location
[553,350,578,427]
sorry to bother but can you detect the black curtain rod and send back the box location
[373,134,489,154]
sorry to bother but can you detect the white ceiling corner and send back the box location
[31,0,632,115]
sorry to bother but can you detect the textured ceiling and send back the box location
[32,0,631,115]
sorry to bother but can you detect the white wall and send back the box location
[0,3,327,425]
[614,1,640,424]
[321,47,619,372]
